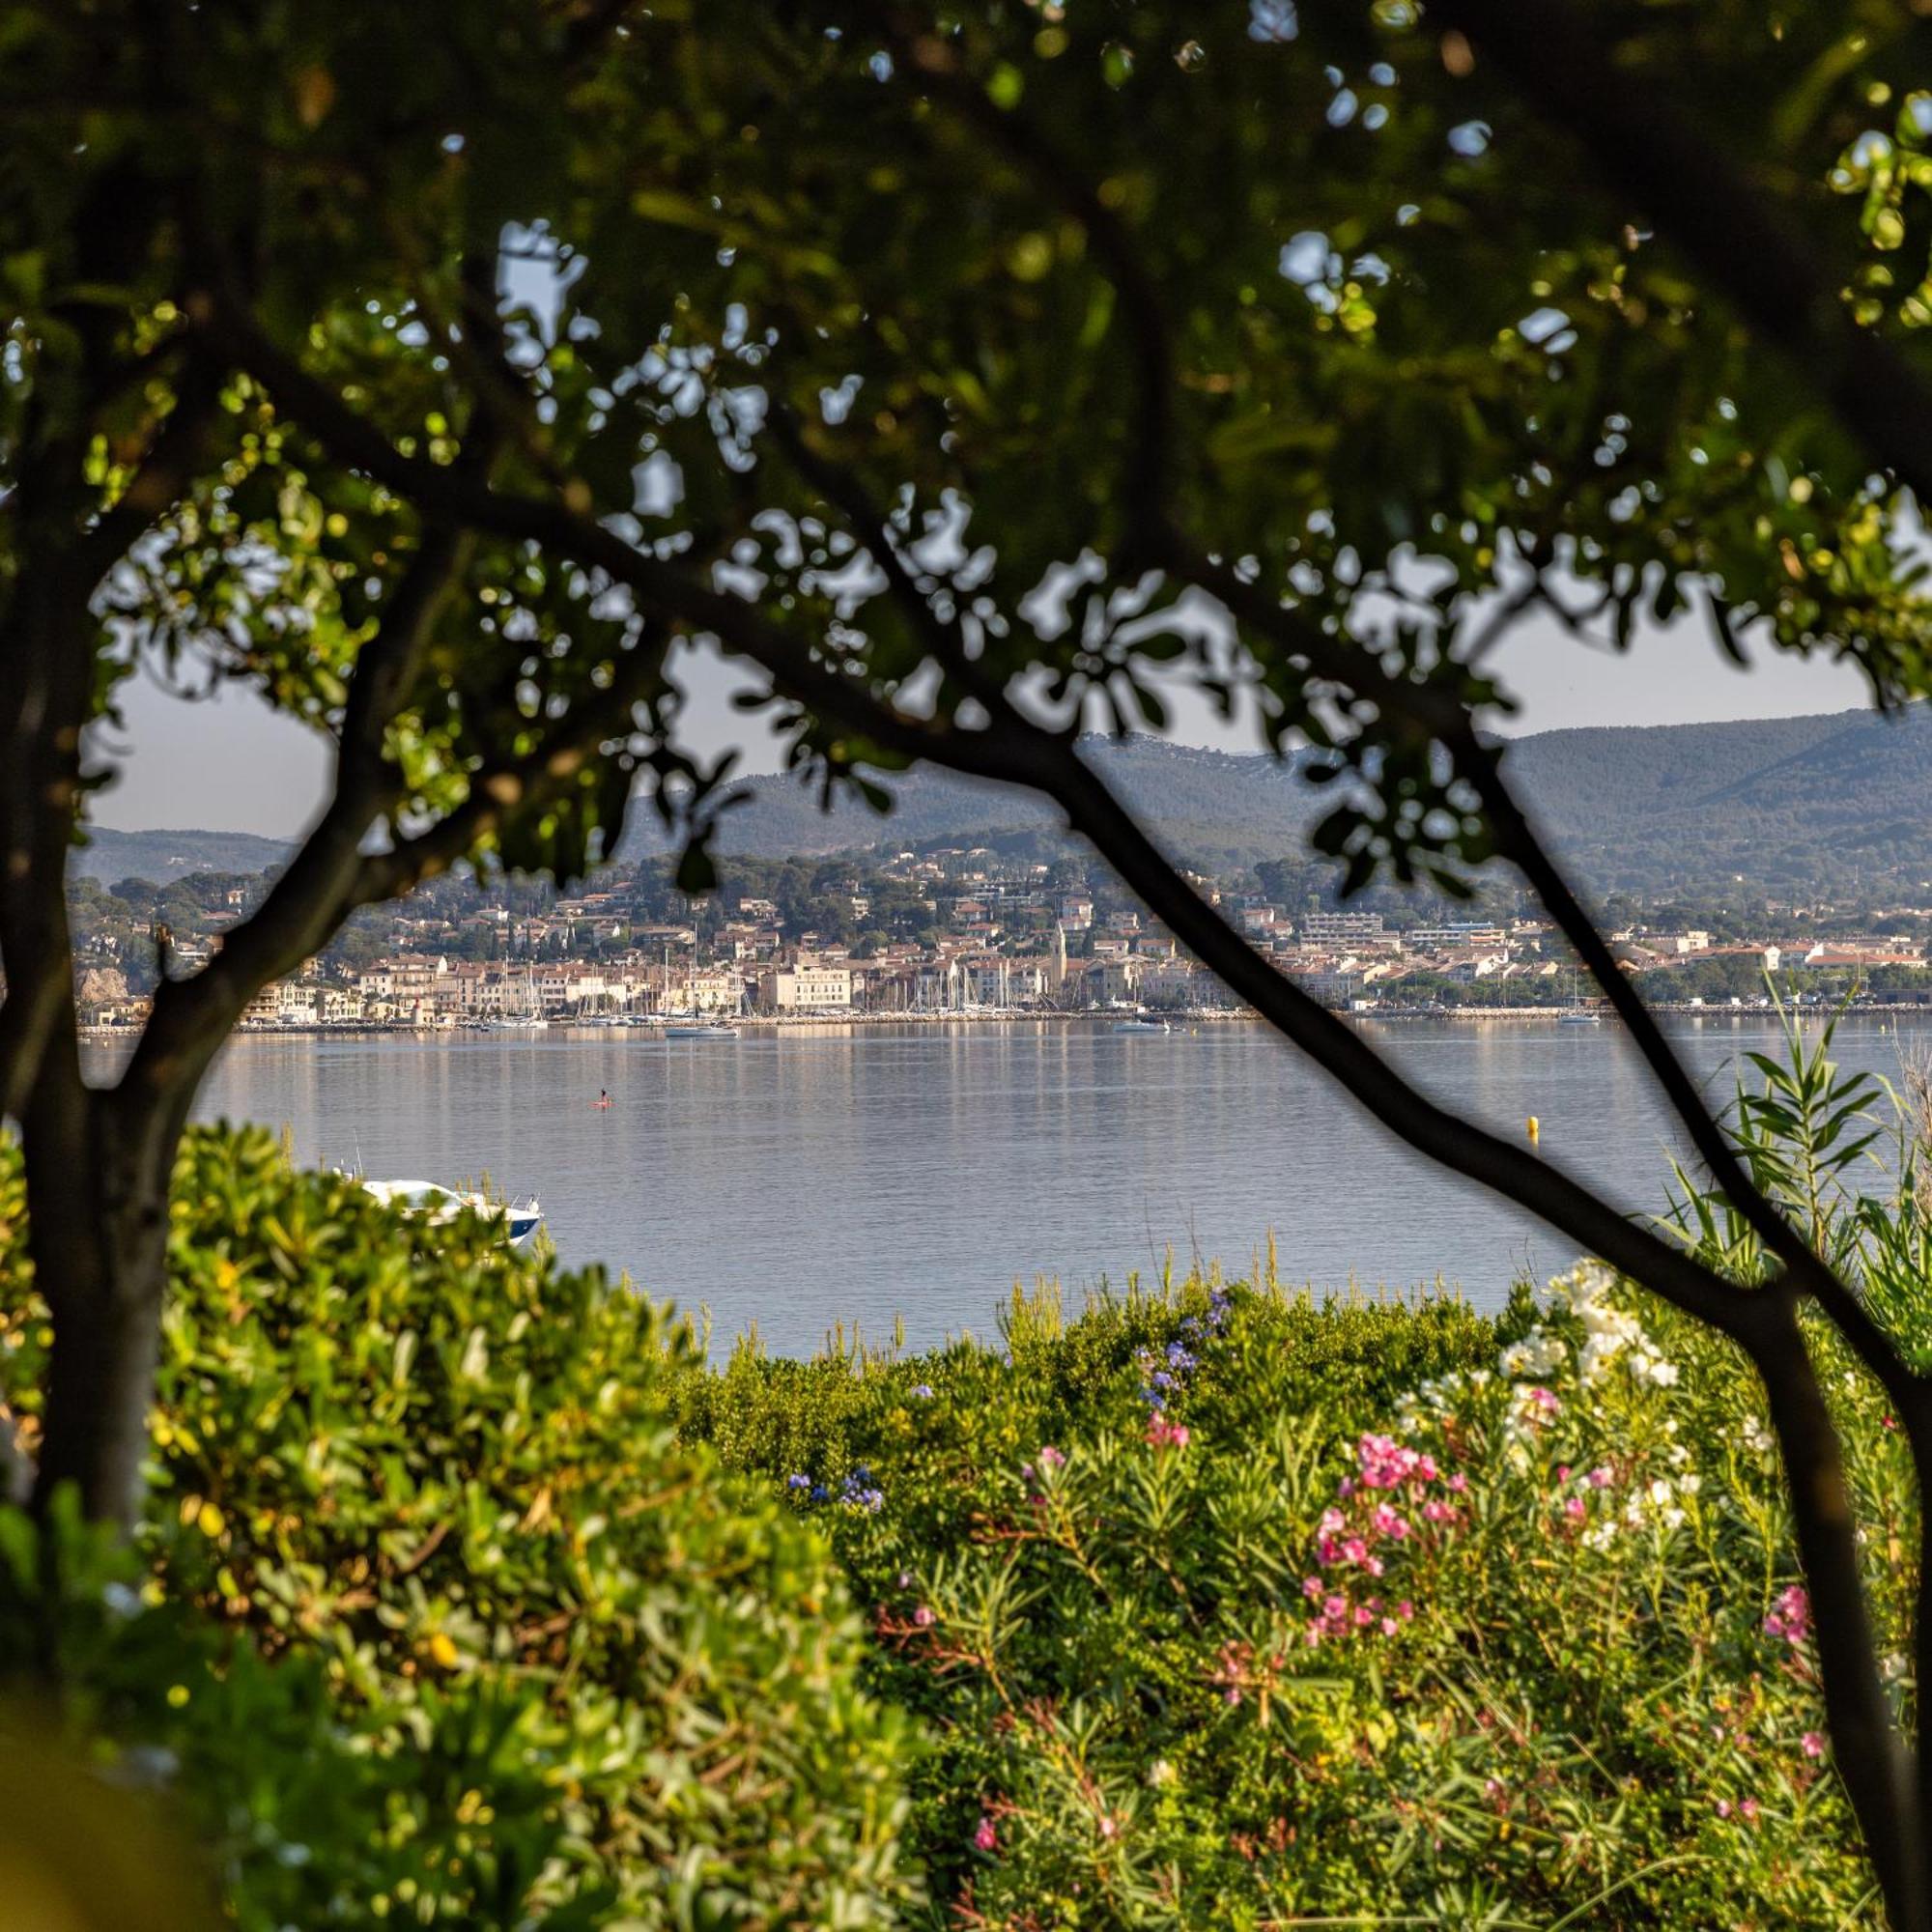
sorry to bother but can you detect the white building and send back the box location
[755,961,854,1012]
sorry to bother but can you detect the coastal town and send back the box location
[60,839,1932,1033]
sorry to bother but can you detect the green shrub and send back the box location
[0,1125,916,1927]
[686,1264,1890,1926]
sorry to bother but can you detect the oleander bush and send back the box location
[675,1265,1902,1927]
[0,1126,916,1928]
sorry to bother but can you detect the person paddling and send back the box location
[594,1089,611,1109]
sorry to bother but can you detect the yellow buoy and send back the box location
[1526,1115,1541,1149]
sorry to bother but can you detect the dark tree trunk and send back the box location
[32,1260,168,1524]
[24,1070,183,1528]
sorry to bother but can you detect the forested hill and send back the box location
[69,825,293,887]
[1504,706,1932,897]
[677,738,1323,870]
[85,705,1932,900]
[660,704,1932,898]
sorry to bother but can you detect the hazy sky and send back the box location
[95,609,1874,838]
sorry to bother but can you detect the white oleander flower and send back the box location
[1627,1352,1680,1388]
[1501,1331,1569,1379]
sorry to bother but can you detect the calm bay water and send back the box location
[91,1014,1929,1356]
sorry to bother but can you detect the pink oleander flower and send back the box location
[1302,1576,1323,1601]
[1146,1412,1191,1451]
[1323,1594,1348,1621]
[1556,1463,1572,1483]
[1098,1815,1120,1840]
[1319,1506,1347,1537]
[1038,1444,1066,1470]
[1340,1536,1369,1566]
[1371,1503,1409,1540]
[1448,1472,1469,1493]
[1716,1800,1731,1819]
[1353,1605,1375,1628]
[1422,1498,1456,1523]
[913,1604,936,1629]
[974,1816,998,1853]
[1396,1600,1413,1621]
[1764,1584,1811,1646]
[1380,1616,1399,1635]
[1803,1731,1825,1759]
[1739,1798,1760,1823]
[1587,1465,1613,1490]
[1356,1432,1427,1490]
[1525,1385,1560,1414]
[1564,1496,1588,1522]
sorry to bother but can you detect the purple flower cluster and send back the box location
[785,1463,885,1514]
[1137,1289,1231,1409]
[839,1463,885,1513]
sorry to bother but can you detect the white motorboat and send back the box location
[1112,1017,1172,1034]
[358,1178,544,1247]
[663,1022,740,1039]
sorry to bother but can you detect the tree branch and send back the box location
[118,520,480,1102]
[1170,530,1926,1420]
[0,410,106,1122]
[1454,730,1930,1410]
[203,296,970,769]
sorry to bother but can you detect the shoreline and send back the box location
[75,1001,1932,1043]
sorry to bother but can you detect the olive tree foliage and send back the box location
[8,0,1932,1910]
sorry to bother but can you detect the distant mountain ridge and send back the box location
[70,825,294,887]
[85,705,1932,898]
[1501,706,1932,896]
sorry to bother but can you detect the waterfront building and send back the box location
[753,960,854,1012]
